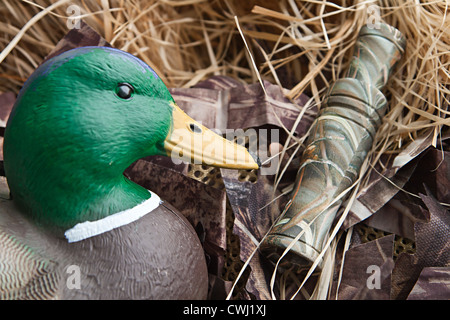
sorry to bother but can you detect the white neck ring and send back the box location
[64,191,161,243]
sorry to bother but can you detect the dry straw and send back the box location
[0,0,449,299]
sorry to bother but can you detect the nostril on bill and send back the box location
[189,123,202,133]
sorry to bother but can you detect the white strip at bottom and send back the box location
[64,191,161,243]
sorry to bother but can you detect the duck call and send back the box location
[260,23,406,271]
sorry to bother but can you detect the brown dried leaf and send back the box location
[345,159,419,230]
[43,20,112,63]
[365,147,450,238]
[363,196,426,241]
[170,75,312,135]
[221,169,287,300]
[333,235,395,300]
[346,130,450,243]
[416,192,450,267]
[391,189,450,299]
[407,267,450,300]
[207,274,234,300]
[344,129,442,230]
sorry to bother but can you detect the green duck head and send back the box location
[3,46,259,234]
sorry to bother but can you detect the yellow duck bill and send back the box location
[164,103,260,170]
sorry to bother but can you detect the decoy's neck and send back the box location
[8,155,152,235]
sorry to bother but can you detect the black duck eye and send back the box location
[116,83,134,100]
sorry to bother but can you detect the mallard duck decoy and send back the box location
[0,46,259,299]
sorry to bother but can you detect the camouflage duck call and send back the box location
[260,23,406,271]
